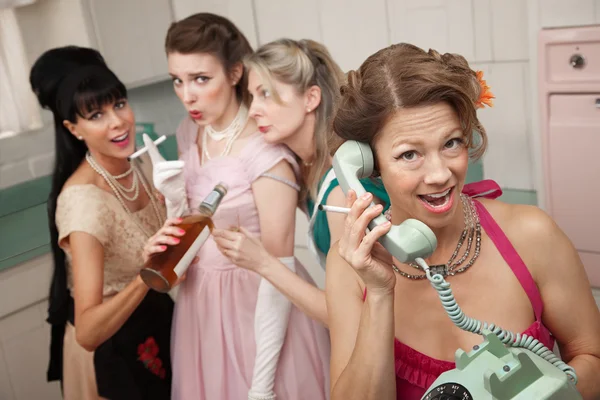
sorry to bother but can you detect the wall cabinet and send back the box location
[538,25,600,286]
[171,0,258,48]
[16,0,173,88]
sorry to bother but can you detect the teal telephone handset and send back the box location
[332,140,582,400]
[332,140,438,263]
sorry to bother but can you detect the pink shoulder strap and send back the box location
[464,180,544,320]
[462,179,503,199]
[241,133,300,182]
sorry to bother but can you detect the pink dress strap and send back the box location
[240,134,301,183]
[462,179,503,199]
[462,180,544,321]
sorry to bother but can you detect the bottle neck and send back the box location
[198,186,226,216]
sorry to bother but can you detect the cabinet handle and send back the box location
[570,54,586,69]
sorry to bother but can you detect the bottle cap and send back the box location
[215,182,229,193]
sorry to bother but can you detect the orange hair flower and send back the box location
[475,70,494,109]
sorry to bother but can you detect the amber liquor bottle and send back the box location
[140,182,228,292]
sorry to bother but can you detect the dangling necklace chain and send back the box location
[202,104,248,164]
[86,152,164,238]
[391,194,481,280]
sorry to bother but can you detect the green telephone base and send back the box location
[421,331,582,400]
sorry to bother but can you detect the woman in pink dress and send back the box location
[153,13,330,400]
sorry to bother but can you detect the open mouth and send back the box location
[111,132,129,143]
[418,187,454,212]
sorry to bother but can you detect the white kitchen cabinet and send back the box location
[539,25,600,287]
[86,0,173,87]
[252,0,322,44]
[171,0,258,48]
[319,0,389,71]
[16,0,173,88]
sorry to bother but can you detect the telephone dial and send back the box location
[332,140,582,400]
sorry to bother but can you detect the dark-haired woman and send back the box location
[145,13,330,400]
[31,46,182,400]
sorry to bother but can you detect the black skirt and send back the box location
[92,290,174,400]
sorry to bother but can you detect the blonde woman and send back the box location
[213,38,390,325]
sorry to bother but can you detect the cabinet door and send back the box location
[253,0,321,44]
[86,0,173,87]
[548,94,600,259]
[319,0,389,71]
[171,0,258,48]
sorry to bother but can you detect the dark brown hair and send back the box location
[165,13,253,107]
[333,43,487,160]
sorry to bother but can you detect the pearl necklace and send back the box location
[201,104,248,165]
[86,152,164,238]
[85,153,139,201]
[390,194,481,280]
[204,103,248,141]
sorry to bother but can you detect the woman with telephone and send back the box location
[326,43,600,400]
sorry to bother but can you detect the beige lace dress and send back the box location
[56,182,166,399]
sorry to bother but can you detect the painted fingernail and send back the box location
[160,245,167,251]
[178,229,186,235]
[173,238,180,244]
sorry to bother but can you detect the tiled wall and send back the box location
[1,1,600,399]
[0,81,185,189]
[4,0,600,194]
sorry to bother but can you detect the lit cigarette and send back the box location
[318,204,350,214]
[128,135,167,160]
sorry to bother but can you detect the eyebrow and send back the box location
[391,128,462,147]
[169,71,209,78]
[392,137,422,147]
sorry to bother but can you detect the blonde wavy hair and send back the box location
[244,38,344,200]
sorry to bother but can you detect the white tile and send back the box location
[295,246,324,289]
[447,0,475,61]
[4,325,62,400]
[253,0,322,44]
[0,160,33,189]
[491,0,529,61]
[473,0,493,61]
[28,153,54,178]
[592,287,600,309]
[0,345,15,400]
[0,303,44,343]
[387,0,412,44]
[596,0,600,22]
[295,209,310,247]
[320,0,390,71]
[539,0,595,28]
[404,8,449,54]
[478,62,534,190]
[0,125,54,165]
[171,0,259,48]
[405,0,445,8]
[0,254,53,319]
